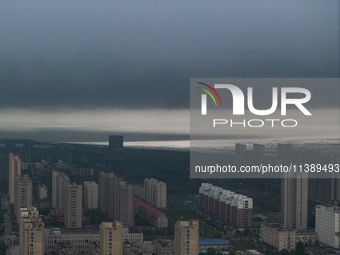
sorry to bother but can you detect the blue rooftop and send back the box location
[199,238,229,243]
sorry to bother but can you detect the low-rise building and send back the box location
[135,196,168,228]
[123,241,152,255]
[246,249,264,255]
[305,246,340,255]
[44,226,143,254]
[154,240,174,255]
[260,223,296,251]
[44,228,99,254]
[199,238,229,251]
[296,229,315,245]
[123,228,143,244]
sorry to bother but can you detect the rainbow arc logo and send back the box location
[196,82,222,115]
[196,82,222,106]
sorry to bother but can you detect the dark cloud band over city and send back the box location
[0,1,338,137]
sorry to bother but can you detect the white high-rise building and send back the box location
[315,205,340,248]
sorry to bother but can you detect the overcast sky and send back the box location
[0,1,338,138]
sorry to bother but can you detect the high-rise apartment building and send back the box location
[99,172,117,216]
[115,180,134,227]
[20,207,45,255]
[64,183,82,229]
[174,220,199,255]
[281,173,308,230]
[52,171,58,208]
[99,221,123,255]
[51,171,82,228]
[53,171,70,212]
[144,178,167,209]
[9,153,22,204]
[84,181,98,209]
[315,204,340,248]
[14,175,33,221]
[99,172,134,227]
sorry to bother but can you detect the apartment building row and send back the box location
[199,183,253,227]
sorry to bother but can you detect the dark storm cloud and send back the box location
[0,0,338,110]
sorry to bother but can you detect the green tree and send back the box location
[213,231,222,238]
[296,241,305,255]
[207,248,217,255]
[280,249,289,255]
[0,242,6,255]
[289,249,296,255]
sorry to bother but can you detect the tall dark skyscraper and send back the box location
[109,135,123,160]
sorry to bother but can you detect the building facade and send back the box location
[9,153,22,204]
[20,207,45,255]
[144,178,167,209]
[84,181,98,209]
[260,223,296,251]
[315,205,340,248]
[174,220,199,255]
[99,172,134,227]
[64,183,82,229]
[109,135,123,161]
[99,221,123,255]
[44,227,142,254]
[199,183,253,227]
[52,170,58,208]
[38,184,48,200]
[14,175,33,222]
[134,196,168,228]
[281,173,308,230]
[154,240,174,255]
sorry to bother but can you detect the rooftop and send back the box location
[199,238,229,244]
[134,196,167,219]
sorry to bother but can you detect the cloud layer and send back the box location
[0,1,338,110]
